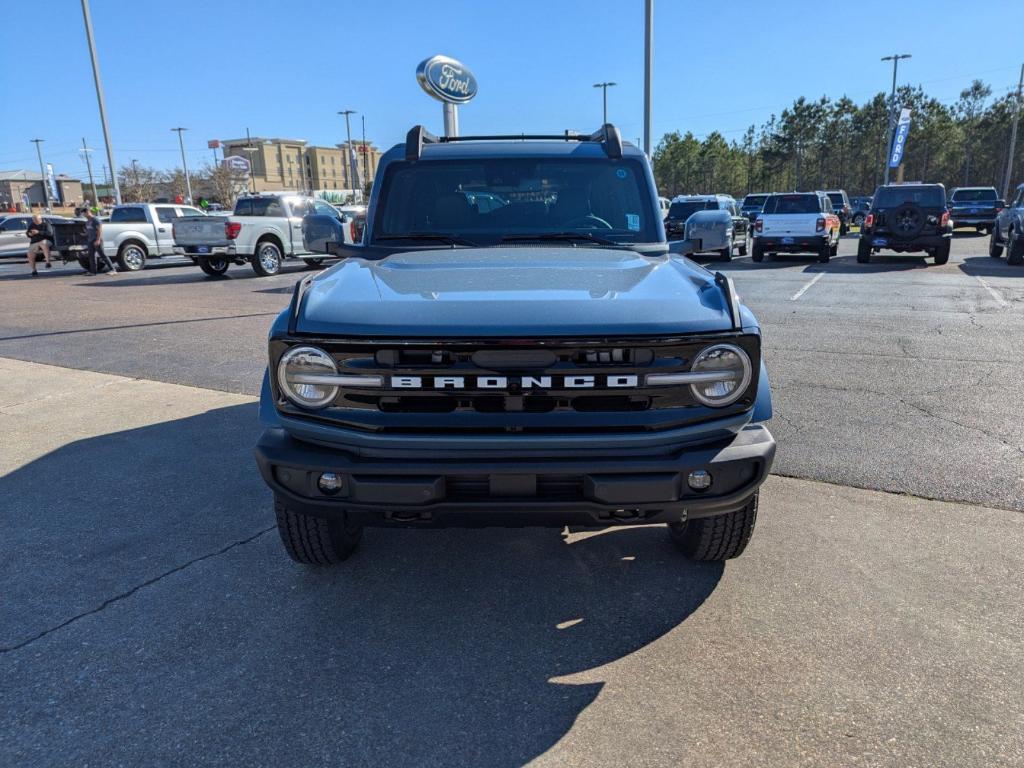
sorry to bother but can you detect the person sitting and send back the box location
[25,214,53,277]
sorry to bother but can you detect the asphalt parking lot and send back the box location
[1,233,1022,766]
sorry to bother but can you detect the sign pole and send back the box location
[443,103,459,137]
[1004,62,1023,200]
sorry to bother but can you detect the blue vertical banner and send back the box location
[889,108,912,168]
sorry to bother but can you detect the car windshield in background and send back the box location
[742,195,767,208]
[951,188,997,202]
[827,193,845,207]
[375,157,657,244]
[762,194,819,214]
[873,186,945,208]
[668,200,716,219]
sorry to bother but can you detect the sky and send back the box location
[1,0,1020,183]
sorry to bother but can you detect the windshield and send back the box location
[374,157,657,244]
[742,195,767,208]
[762,194,820,214]
[873,186,945,208]
[951,188,997,202]
[668,200,715,219]
[827,193,845,207]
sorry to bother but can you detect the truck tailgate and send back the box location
[173,216,229,247]
[759,214,821,236]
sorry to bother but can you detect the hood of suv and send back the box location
[296,247,739,337]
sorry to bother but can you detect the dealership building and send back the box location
[220,137,382,196]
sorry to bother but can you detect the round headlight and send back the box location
[277,346,339,409]
[689,344,752,407]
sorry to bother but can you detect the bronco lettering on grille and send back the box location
[390,375,640,390]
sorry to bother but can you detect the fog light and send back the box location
[318,472,343,495]
[687,470,712,491]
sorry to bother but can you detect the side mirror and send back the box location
[302,213,345,254]
[668,239,695,256]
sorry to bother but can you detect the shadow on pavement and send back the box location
[1,403,722,766]
[959,256,1024,277]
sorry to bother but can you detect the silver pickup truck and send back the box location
[86,202,209,271]
[173,193,350,277]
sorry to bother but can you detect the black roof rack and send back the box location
[405,123,624,161]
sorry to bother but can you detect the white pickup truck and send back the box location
[173,193,349,277]
[751,192,841,263]
[81,202,208,271]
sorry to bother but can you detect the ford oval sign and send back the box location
[416,55,478,104]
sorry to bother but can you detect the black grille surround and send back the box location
[270,332,761,436]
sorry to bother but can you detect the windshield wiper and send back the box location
[501,231,618,246]
[376,232,477,246]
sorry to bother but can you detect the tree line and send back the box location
[117,161,245,206]
[653,79,1022,199]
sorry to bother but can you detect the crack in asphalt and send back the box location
[0,525,275,655]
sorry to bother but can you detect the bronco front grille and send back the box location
[270,334,761,434]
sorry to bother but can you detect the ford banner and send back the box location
[889,108,912,169]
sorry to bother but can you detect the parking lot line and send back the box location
[790,271,825,301]
[974,275,1008,308]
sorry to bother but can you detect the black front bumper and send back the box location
[254,424,776,528]
[754,234,827,254]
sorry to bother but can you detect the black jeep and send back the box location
[857,183,952,265]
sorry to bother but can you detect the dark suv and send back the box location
[260,124,776,565]
[857,183,952,265]
[947,187,1003,234]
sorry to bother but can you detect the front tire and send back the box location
[1009,229,1024,266]
[275,498,363,565]
[117,242,147,271]
[989,228,1004,258]
[251,240,283,276]
[668,493,759,561]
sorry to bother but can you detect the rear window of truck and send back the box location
[762,195,820,214]
[950,188,997,202]
[110,207,147,223]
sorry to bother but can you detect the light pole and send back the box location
[592,81,617,125]
[80,0,120,204]
[881,53,911,185]
[643,0,654,158]
[30,138,50,212]
[1003,62,1023,200]
[171,127,193,203]
[80,138,99,205]
[361,114,370,188]
[338,110,357,201]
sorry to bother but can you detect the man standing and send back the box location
[83,208,117,275]
[26,214,53,277]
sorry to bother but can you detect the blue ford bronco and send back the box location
[254,124,776,564]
